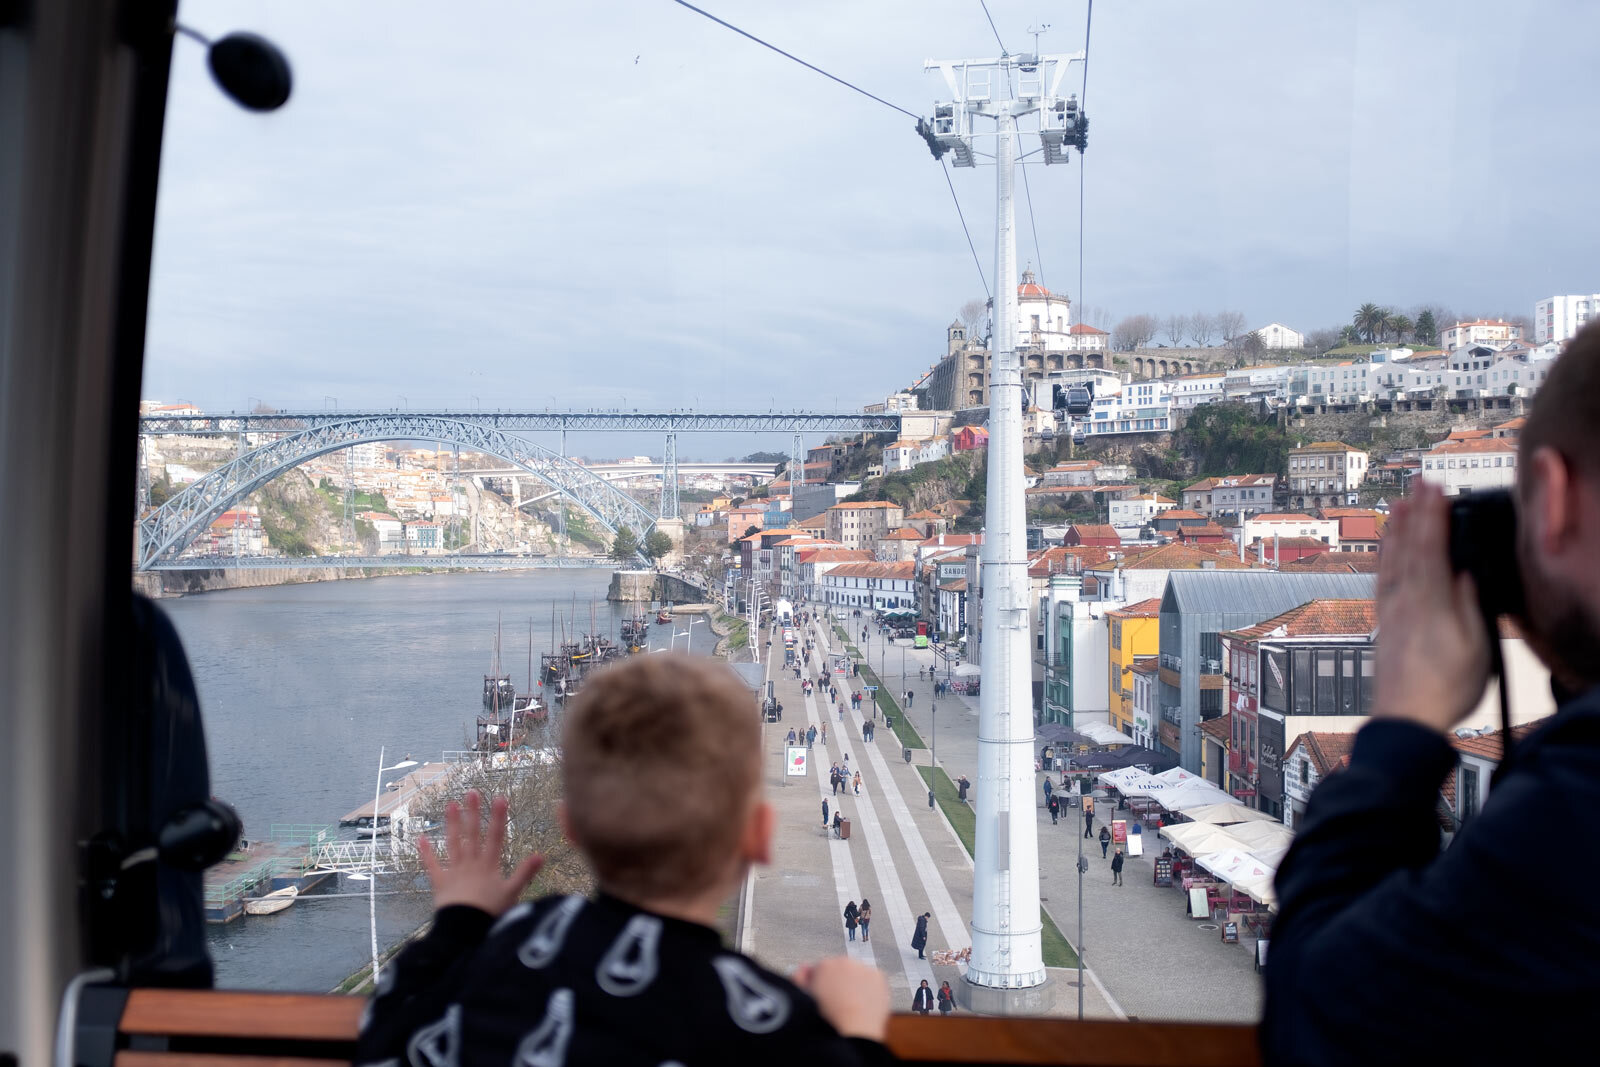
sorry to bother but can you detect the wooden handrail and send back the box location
[111,990,1262,1067]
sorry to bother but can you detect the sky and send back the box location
[143,0,1600,460]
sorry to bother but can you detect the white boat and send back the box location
[356,823,390,838]
[243,885,299,916]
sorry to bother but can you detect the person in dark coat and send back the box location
[1110,847,1124,886]
[911,980,934,1015]
[1047,793,1059,825]
[1098,825,1112,859]
[1260,361,1600,1067]
[910,913,930,960]
[857,899,872,942]
[844,901,859,941]
[822,797,830,828]
[937,982,955,1015]
[1083,808,1095,839]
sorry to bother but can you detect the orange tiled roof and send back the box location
[1429,437,1517,455]
[1069,323,1109,335]
[1162,509,1207,520]
[1108,542,1253,571]
[1450,719,1548,762]
[1198,714,1232,744]
[939,578,968,593]
[881,527,925,541]
[1287,732,1358,777]
[1107,597,1163,617]
[826,500,904,510]
[1280,553,1380,573]
[826,560,916,579]
[1221,599,1376,642]
[1069,523,1120,540]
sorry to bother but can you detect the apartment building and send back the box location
[824,500,905,553]
[1286,442,1367,509]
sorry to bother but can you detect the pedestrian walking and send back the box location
[1099,824,1112,859]
[820,722,828,745]
[937,981,955,1015]
[911,980,934,1015]
[1084,809,1095,839]
[837,702,844,721]
[853,771,861,795]
[858,899,872,942]
[1111,847,1125,886]
[786,727,796,746]
[832,810,843,837]
[1047,794,1059,825]
[830,768,839,796]
[821,797,829,828]
[1042,777,1053,806]
[911,912,930,960]
[844,901,858,941]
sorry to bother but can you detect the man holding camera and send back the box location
[1262,327,1600,1064]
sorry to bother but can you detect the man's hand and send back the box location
[794,957,890,1042]
[416,790,544,916]
[1374,485,1491,733]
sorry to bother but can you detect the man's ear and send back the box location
[1527,446,1576,557]
[743,800,774,867]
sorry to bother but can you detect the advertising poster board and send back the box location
[786,747,808,777]
[1189,886,1210,917]
[1222,921,1239,944]
[1111,819,1128,843]
[1127,832,1144,857]
[1153,855,1173,887]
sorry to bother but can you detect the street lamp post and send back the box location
[360,748,418,987]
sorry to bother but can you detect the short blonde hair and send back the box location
[562,653,761,900]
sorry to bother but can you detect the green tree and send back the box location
[610,525,640,561]
[1414,310,1437,345]
[643,528,673,561]
[1386,314,1413,344]
[1353,303,1388,343]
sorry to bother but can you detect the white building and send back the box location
[1250,322,1304,349]
[1169,373,1227,409]
[1241,513,1340,548]
[916,435,950,465]
[821,561,918,613]
[1084,380,1172,436]
[1534,294,1600,344]
[1415,438,1518,496]
[1108,493,1177,530]
[1015,268,1075,353]
[1223,364,1295,401]
[882,440,918,473]
[1182,474,1278,519]
[937,578,968,639]
[1441,319,1521,352]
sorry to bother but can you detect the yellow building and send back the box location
[1105,598,1162,735]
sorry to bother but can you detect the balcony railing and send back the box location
[1159,651,1182,672]
[1160,703,1183,725]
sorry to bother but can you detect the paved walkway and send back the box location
[843,612,1265,1023]
[740,615,1119,1019]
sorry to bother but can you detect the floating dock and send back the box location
[202,825,339,924]
[336,761,455,827]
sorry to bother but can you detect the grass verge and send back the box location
[918,765,1080,968]
[855,659,924,750]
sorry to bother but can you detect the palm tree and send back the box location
[1386,314,1413,343]
[1353,303,1387,344]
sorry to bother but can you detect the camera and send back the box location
[1447,488,1524,619]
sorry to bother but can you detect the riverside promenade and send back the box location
[835,612,1266,1024]
[738,614,1120,1019]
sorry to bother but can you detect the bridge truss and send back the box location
[135,415,663,571]
[146,554,614,571]
[137,410,902,436]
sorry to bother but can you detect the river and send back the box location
[161,570,720,991]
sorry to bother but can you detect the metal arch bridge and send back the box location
[135,415,668,572]
[136,410,902,436]
[145,554,615,571]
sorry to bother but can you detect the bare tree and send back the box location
[1112,313,1158,351]
[394,743,594,902]
[1188,312,1215,347]
[958,298,988,341]
[1304,327,1341,355]
[1076,303,1110,331]
[1216,310,1247,345]
[1163,313,1189,347]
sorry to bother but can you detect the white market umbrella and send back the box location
[1181,802,1281,826]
